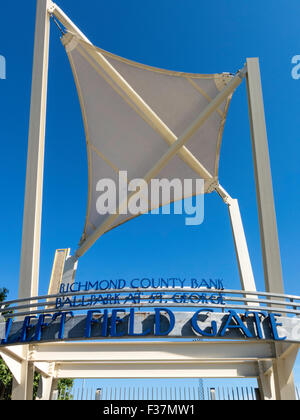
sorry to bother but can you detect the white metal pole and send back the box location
[13,0,50,400]
[18,0,50,300]
[246,58,284,294]
[227,197,257,295]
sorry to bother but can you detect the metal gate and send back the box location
[56,384,280,401]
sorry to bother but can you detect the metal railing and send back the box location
[56,384,300,401]
[1,288,300,318]
[56,384,265,401]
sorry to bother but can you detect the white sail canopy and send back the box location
[62,33,236,247]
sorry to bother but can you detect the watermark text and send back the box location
[291,55,300,80]
[96,171,205,226]
[0,55,6,79]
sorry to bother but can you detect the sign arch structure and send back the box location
[0,0,299,400]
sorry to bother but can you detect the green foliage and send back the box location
[33,372,41,400]
[0,287,11,317]
[0,358,12,387]
[0,287,8,303]
[0,288,12,399]
[0,357,12,400]
[57,378,74,400]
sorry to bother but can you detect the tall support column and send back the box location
[14,0,50,401]
[247,60,298,399]
[246,58,284,294]
[18,0,50,300]
[257,345,299,401]
[36,375,54,400]
[257,361,277,400]
[273,344,299,400]
[227,197,257,294]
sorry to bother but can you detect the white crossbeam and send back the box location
[55,361,259,379]
[29,341,275,362]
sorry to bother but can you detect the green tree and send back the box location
[57,379,74,400]
[0,288,8,302]
[0,356,12,400]
[0,288,12,400]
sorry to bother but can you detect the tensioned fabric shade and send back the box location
[62,33,237,246]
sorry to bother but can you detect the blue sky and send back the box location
[0,0,299,390]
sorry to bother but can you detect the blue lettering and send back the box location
[209,279,218,289]
[151,278,160,289]
[72,296,84,307]
[85,309,108,336]
[102,309,109,337]
[118,279,126,289]
[79,282,88,292]
[129,308,151,336]
[110,309,126,337]
[20,316,38,342]
[59,283,70,293]
[200,279,210,288]
[191,309,217,337]
[52,312,73,339]
[88,281,99,291]
[199,294,209,304]
[62,297,73,307]
[191,278,199,288]
[268,313,287,341]
[70,282,78,292]
[178,278,186,288]
[218,279,224,290]
[141,278,151,288]
[168,278,177,287]
[245,311,267,339]
[172,293,182,303]
[109,279,117,290]
[34,314,53,341]
[219,310,253,338]
[149,293,163,304]
[217,294,225,305]
[85,310,102,338]
[124,293,139,304]
[130,279,139,288]
[210,294,221,304]
[189,294,200,304]
[160,278,168,288]
[154,308,175,336]
[1,318,13,344]
[56,297,62,308]
[99,280,109,290]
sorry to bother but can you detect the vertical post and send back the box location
[246,58,284,294]
[209,387,216,400]
[18,0,50,300]
[95,388,101,400]
[227,198,257,295]
[11,358,35,401]
[12,0,50,401]
[36,374,55,400]
[48,249,70,295]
